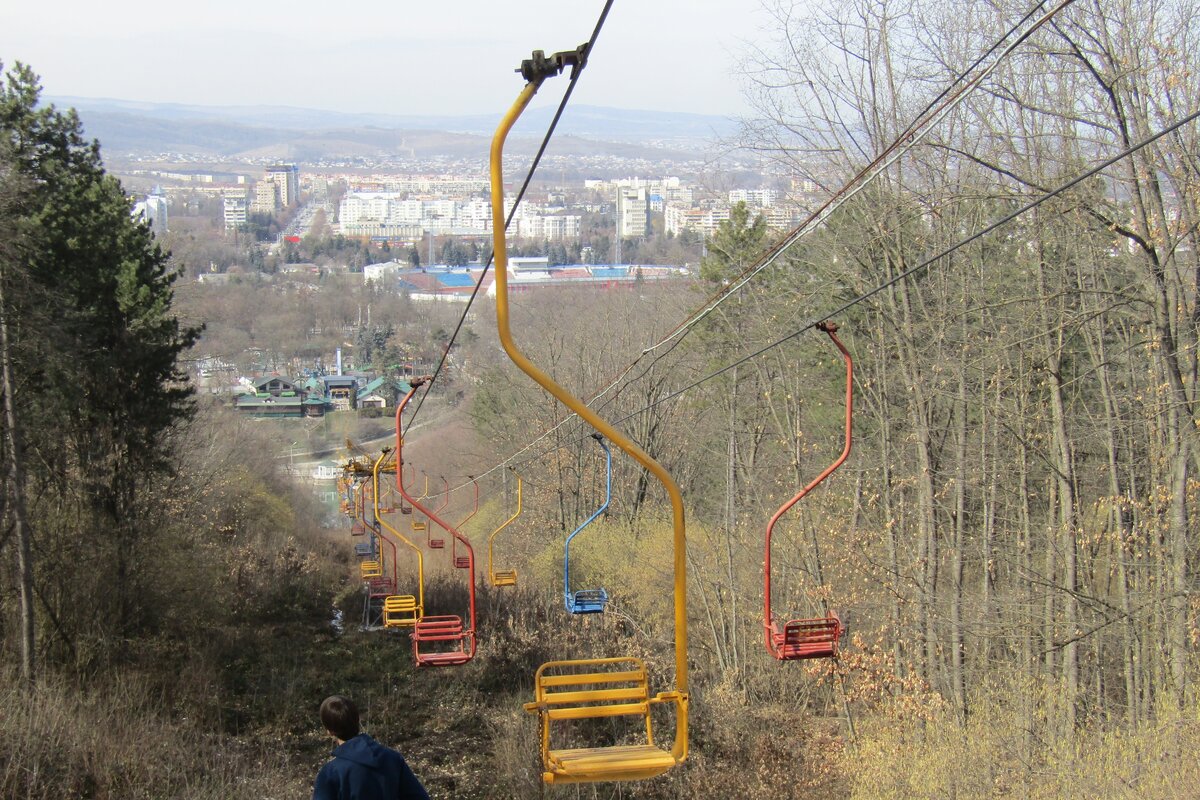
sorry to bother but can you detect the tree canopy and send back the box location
[1,62,199,676]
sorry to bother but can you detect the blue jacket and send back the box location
[313,734,429,800]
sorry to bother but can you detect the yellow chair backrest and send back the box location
[383,595,420,628]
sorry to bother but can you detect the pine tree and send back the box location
[0,62,200,671]
[699,201,768,286]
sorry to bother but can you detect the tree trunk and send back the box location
[0,275,35,687]
[950,355,968,718]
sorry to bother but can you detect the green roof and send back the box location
[360,377,413,397]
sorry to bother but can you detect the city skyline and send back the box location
[2,0,772,119]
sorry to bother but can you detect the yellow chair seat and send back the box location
[360,560,383,578]
[544,744,677,784]
[524,657,685,785]
[492,569,517,587]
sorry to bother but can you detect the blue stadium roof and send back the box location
[437,273,477,288]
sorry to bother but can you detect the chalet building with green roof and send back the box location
[233,374,412,417]
[235,375,324,418]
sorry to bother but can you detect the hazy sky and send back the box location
[3,0,771,118]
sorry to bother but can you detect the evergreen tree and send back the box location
[0,63,200,670]
[699,201,768,286]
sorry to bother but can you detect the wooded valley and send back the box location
[3,0,1200,796]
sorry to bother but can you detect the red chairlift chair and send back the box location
[764,322,852,661]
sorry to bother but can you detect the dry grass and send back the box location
[0,670,310,800]
[850,678,1200,799]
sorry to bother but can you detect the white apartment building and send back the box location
[586,176,681,196]
[759,207,803,231]
[132,192,168,236]
[223,192,248,230]
[616,187,649,238]
[516,214,581,240]
[395,199,425,225]
[339,193,393,227]
[665,202,801,237]
[791,177,820,194]
[457,198,492,230]
[729,188,780,207]
[383,176,490,195]
[423,199,458,233]
[664,204,729,237]
[666,186,694,204]
[345,222,424,239]
[339,193,497,236]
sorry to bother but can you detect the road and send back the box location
[269,199,332,254]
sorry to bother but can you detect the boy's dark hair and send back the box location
[320,695,361,741]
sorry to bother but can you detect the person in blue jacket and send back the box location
[313,695,430,800]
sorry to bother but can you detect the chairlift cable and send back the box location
[489,105,1200,475]
[404,0,616,432]
[422,0,1078,494]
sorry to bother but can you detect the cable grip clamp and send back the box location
[517,44,588,84]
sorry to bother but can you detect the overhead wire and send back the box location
[636,0,1076,356]
[549,0,1078,441]
[492,103,1200,474]
[568,0,1075,426]
[404,0,615,433]
[422,0,1079,495]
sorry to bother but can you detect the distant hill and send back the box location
[48,96,740,162]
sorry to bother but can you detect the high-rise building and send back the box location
[616,187,649,239]
[252,180,281,214]
[516,214,581,240]
[132,189,169,236]
[265,164,300,207]
[223,192,248,230]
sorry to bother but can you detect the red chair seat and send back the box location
[772,616,841,660]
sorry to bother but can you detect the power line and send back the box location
[569,0,1076,428]
[423,105,1198,488]
[504,104,1200,469]
[424,0,1077,494]
[636,0,1076,356]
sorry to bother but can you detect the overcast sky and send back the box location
[2,1,771,118]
